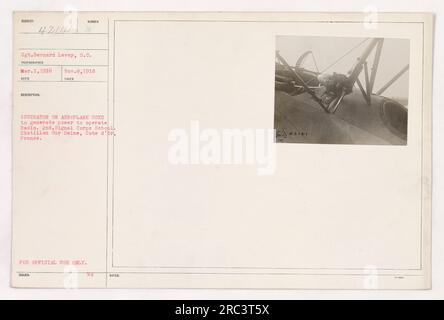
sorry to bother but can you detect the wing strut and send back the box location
[375,64,409,96]
[341,38,384,106]
[276,51,330,114]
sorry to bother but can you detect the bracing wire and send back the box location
[320,38,370,74]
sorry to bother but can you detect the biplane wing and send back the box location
[274,90,407,145]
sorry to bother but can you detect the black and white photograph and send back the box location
[274,36,410,145]
[0,0,440,302]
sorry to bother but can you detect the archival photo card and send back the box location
[11,12,432,289]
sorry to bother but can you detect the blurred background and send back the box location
[276,36,410,105]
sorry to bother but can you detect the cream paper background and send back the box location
[10,11,432,289]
